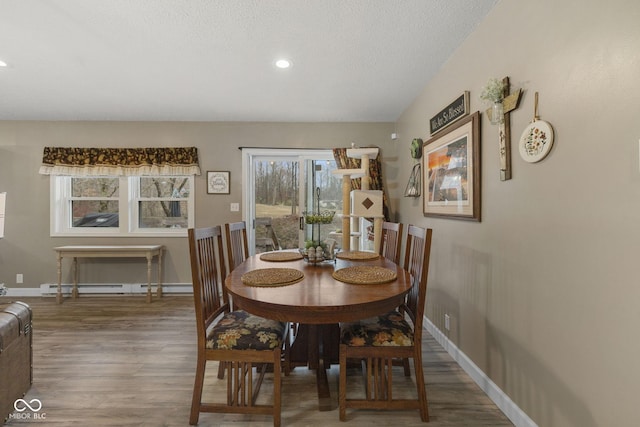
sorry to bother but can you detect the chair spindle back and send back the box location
[402,225,433,339]
[225,221,249,272]
[380,221,404,264]
[188,226,228,340]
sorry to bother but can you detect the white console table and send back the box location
[54,245,164,304]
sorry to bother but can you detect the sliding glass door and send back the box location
[242,148,342,255]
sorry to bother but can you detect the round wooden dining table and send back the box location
[224,251,413,411]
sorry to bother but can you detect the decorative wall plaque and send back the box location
[430,92,470,135]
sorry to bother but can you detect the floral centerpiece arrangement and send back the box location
[480,78,506,124]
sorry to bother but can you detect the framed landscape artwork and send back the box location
[423,111,481,221]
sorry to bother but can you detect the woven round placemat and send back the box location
[241,268,304,287]
[332,265,397,285]
[335,250,380,261]
[259,251,304,262]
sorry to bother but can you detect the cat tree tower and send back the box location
[332,147,384,253]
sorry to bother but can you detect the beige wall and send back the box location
[1,1,639,425]
[391,0,640,426]
[0,121,393,287]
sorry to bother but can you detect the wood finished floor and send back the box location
[3,296,513,426]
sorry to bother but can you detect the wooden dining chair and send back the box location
[379,221,404,264]
[188,226,288,427]
[339,225,433,422]
[379,222,410,374]
[224,221,249,272]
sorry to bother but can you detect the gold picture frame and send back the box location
[423,111,481,221]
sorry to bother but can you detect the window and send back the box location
[51,175,194,237]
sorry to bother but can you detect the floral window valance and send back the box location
[39,147,201,176]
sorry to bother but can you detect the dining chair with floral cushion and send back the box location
[339,225,433,422]
[188,226,289,427]
[224,221,249,272]
[379,221,404,264]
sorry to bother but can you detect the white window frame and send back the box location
[50,175,195,237]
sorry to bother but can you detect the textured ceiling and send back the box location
[0,0,498,122]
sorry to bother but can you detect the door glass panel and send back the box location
[247,150,341,255]
[254,160,299,252]
[303,160,343,250]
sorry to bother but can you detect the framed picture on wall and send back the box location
[207,171,230,194]
[423,111,481,221]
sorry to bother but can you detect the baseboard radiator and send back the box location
[38,283,193,296]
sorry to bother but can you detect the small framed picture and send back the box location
[207,171,230,194]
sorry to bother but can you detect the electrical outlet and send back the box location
[444,314,450,331]
[16,273,23,284]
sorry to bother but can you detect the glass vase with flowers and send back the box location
[480,78,506,125]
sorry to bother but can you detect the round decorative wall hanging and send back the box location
[519,92,554,163]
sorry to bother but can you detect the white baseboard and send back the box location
[1,283,193,297]
[424,316,537,427]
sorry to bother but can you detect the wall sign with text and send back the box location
[429,92,470,135]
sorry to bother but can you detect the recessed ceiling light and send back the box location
[275,59,291,69]
[0,60,7,67]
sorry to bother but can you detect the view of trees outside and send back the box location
[254,159,343,251]
[254,161,299,215]
[139,177,189,228]
[71,177,189,228]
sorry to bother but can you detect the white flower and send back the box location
[480,78,506,103]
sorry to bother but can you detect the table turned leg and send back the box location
[146,253,153,303]
[156,248,163,298]
[72,257,79,299]
[56,253,63,304]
